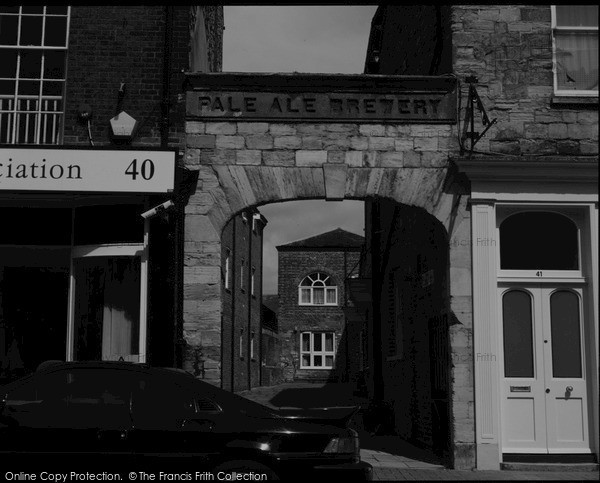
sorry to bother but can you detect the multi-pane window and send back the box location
[0,6,70,144]
[300,332,335,369]
[298,272,337,306]
[552,5,598,95]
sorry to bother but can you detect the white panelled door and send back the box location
[500,286,590,454]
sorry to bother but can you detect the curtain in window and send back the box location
[556,33,599,91]
[313,287,325,304]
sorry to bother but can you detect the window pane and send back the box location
[502,290,534,378]
[313,287,325,304]
[300,276,311,287]
[325,333,334,352]
[18,80,40,95]
[500,212,579,270]
[0,7,20,14]
[556,6,598,27]
[326,288,336,304]
[325,355,334,367]
[555,33,598,91]
[313,355,322,367]
[0,79,15,95]
[44,50,66,79]
[46,7,69,15]
[22,6,44,14]
[550,291,582,378]
[0,15,19,44]
[300,288,311,304]
[19,15,43,46]
[0,50,17,77]
[19,50,43,78]
[42,81,63,97]
[301,354,310,367]
[313,333,322,351]
[302,333,310,352]
[44,16,67,47]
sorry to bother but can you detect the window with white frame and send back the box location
[240,259,245,292]
[251,266,256,296]
[300,332,335,369]
[0,6,70,144]
[224,249,231,290]
[250,331,255,360]
[552,5,598,95]
[298,272,337,306]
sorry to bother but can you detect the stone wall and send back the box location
[452,5,598,156]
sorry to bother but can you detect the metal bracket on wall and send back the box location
[460,76,497,155]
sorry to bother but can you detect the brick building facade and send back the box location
[220,208,266,392]
[276,228,363,383]
[0,6,223,381]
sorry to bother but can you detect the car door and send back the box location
[0,367,134,456]
[129,373,222,459]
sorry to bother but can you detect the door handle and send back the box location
[566,386,573,393]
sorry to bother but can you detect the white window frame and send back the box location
[0,6,71,144]
[224,248,231,290]
[298,272,338,306]
[551,5,598,97]
[300,332,335,369]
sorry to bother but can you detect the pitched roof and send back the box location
[277,228,364,250]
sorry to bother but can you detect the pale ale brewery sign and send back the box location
[186,73,457,123]
[0,148,175,193]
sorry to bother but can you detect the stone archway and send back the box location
[182,72,474,468]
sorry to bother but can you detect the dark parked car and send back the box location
[0,361,372,480]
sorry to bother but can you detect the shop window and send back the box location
[0,6,69,144]
[72,257,140,362]
[552,5,598,96]
[298,272,337,306]
[0,207,71,245]
[300,332,335,369]
[74,204,145,245]
[499,212,579,270]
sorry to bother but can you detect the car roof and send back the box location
[34,360,197,380]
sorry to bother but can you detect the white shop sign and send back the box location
[0,148,175,193]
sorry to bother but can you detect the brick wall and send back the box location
[372,200,450,454]
[64,6,223,148]
[220,210,264,391]
[371,5,453,76]
[277,248,361,382]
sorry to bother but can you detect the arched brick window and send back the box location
[298,272,337,306]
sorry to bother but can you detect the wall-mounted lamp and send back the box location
[110,110,138,141]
